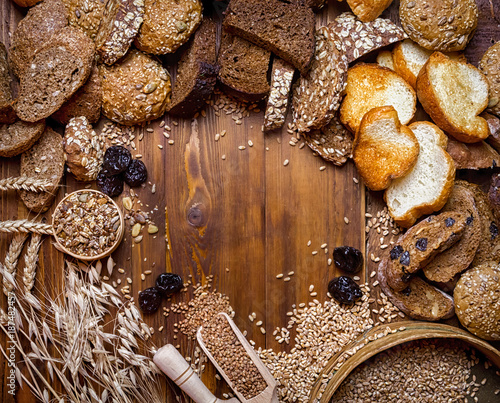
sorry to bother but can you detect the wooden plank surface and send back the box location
[1,1,499,402]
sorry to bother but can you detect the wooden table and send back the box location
[1,1,500,402]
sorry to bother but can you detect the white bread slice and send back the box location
[384,121,456,228]
[416,52,490,143]
[353,106,419,191]
[339,63,416,133]
[393,40,466,89]
[376,50,394,70]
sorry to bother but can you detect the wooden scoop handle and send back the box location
[153,344,237,403]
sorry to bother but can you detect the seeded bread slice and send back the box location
[14,26,95,122]
[329,12,407,64]
[0,121,46,158]
[378,258,455,321]
[95,0,145,65]
[9,0,68,78]
[386,211,466,292]
[423,184,481,283]
[0,42,16,124]
[19,127,64,213]
[263,58,295,132]
[302,114,354,166]
[167,18,218,118]
[479,41,500,117]
[417,52,489,143]
[292,27,348,133]
[446,138,500,170]
[223,0,315,76]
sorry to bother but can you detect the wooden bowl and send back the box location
[52,190,124,261]
[309,321,500,402]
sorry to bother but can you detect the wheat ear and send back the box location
[0,176,54,192]
[0,220,53,235]
[2,233,29,295]
[23,233,42,293]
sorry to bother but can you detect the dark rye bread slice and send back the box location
[446,138,500,170]
[218,33,270,103]
[423,183,482,283]
[167,18,218,117]
[9,0,68,78]
[0,120,46,158]
[19,127,64,213]
[14,27,95,122]
[378,258,455,321]
[0,42,16,124]
[223,0,315,75]
[387,211,466,292]
[52,64,102,125]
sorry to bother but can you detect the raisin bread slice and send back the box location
[0,121,46,158]
[0,42,16,124]
[292,27,348,133]
[386,211,466,292]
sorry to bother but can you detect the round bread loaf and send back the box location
[399,0,478,52]
[100,49,171,125]
[454,261,500,340]
[64,0,106,40]
[135,0,202,55]
[479,41,500,117]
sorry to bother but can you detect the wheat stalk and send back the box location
[0,220,53,235]
[23,233,42,293]
[0,176,54,192]
[2,233,28,296]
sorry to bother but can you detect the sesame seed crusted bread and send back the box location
[263,58,295,132]
[292,27,348,133]
[353,106,419,192]
[135,0,202,55]
[416,52,490,143]
[385,211,466,292]
[63,116,105,181]
[95,0,145,65]
[339,63,416,134]
[52,64,102,125]
[100,49,171,125]
[378,257,455,321]
[14,26,95,123]
[19,127,64,213]
[385,122,456,228]
[0,42,16,124]
[376,50,394,70]
[346,0,394,23]
[63,0,106,40]
[454,261,500,340]
[446,138,500,170]
[223,0,315,76]
[328,12,407,65]
[9,0,68,78]
[302,114,354,166]
[479,41,500,117]
[399,0,478,52]
[0,120,46,158]
[167,18,218,118]
[422,183,481,283]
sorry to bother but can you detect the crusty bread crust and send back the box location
[346,0,393,22]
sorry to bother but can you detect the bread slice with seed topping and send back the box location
[19,127,64,212]
[0,42,16,124]
[0,120,46,158]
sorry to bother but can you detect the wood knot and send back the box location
[187,206,205,227]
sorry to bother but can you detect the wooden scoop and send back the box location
[196,312,278,403]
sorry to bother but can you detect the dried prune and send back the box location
[138,287,162,314]
[156,273,183,297]
[124,159,148,187]
[328,276,362,305]
[415,238,427,251]
[445,217,455,227]
[103,145,131,175]
[390,245,404,260]
[96,170,123,197]
[333,246,363,273]
[400,251,410,266]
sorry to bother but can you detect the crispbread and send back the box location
[446,138,500,170]
[479,41,500,117]
[329,12,407,64]
[416,52,489,143]
[353,106,419,191]
[292,27,348,133]
[0,42,16,124]
[0,120,46,158]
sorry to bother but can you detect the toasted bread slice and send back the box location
[339,63,416,133]
[446,138,500,170]
[378,258,455,321]
[385,121,455,228]
[353,106,419,191]
[423,184,481,283]
[386,211,466,292]
[346,0,393,22]
[416,52,489,143]
[377,50,394,70]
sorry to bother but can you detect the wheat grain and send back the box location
[23,233,42,293]
[2,233,28,295]
[0,176,54,192]
[0,220,53,235]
